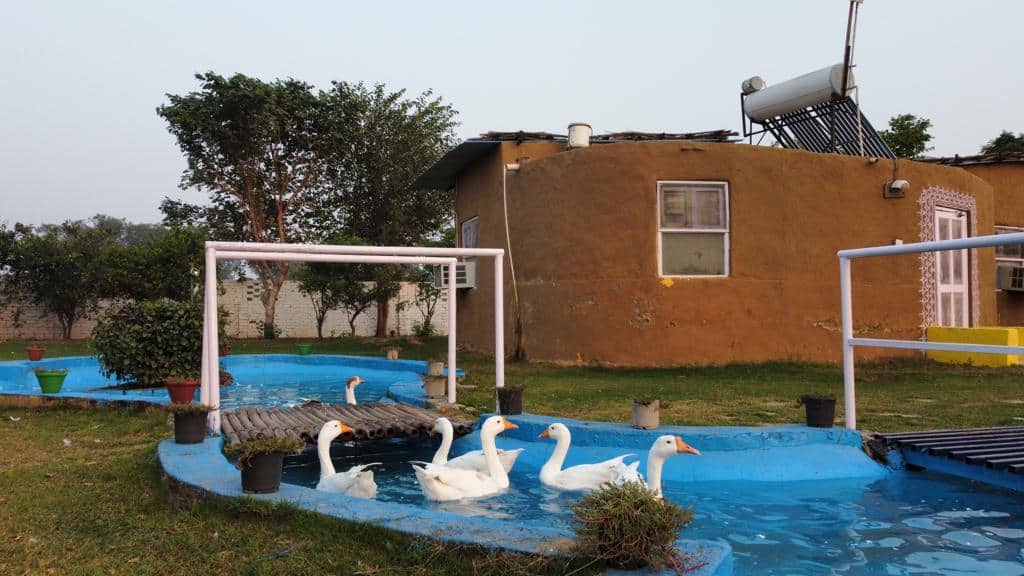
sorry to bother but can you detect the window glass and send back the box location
[661,233,725,276]
[658,182,729,277]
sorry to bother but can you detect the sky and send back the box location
[2,0,1022,226]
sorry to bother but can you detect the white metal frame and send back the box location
[656,181,730,278]
[839,231,1024,429]
[200,241,506,434]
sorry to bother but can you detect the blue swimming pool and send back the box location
[0,354,430,407]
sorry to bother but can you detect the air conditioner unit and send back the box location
[434,261,476,289]
[997,265,1024,291]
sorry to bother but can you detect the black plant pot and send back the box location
[173,412,207,444]
[802,397,836,428]
[240,453,285,494]
[496,388,523,415]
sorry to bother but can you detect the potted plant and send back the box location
[26,346,46,361]
[226,436,304,494]
[572,481,694,572]
[165,375,200,404]
[422,375,446,399]
[296,343,312,355]
[384,345,401,360]
[426,356,445,377]
[219,343,231,357]
[798,394,837,428]
[496,383,525,416]
[632,397,660,430]
[169,403,212,444]
[34,368,68,394]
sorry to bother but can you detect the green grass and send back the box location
[5,337,1024,432]
[0,405,586,575]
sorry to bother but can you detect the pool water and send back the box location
[284,439,1024,576]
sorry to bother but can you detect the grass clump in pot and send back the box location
[225,436,304,470]
[572,481,695,572]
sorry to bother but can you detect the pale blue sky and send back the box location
[2,0,1022,225]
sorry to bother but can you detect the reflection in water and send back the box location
[284,441,1024,575]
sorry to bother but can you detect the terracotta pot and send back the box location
[35,370,68,394]
[423,376,445,399]
[427,361,445,377]
[240,452,285,494]
[173,412,207,444]
[497,387,523,415]
[26,347,45,361]
[384,347,400,360]
[632,400,660,430]
[219,344,231,357]
[166,378,199,404]
[801,396,836,428]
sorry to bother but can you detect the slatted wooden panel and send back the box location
[220,402,473,446]
[881,426,1024,474]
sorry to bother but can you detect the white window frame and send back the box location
[995,225,1024,265]
[656,180,730,278]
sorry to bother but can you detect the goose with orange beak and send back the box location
[344,376,364,406]
[413,416,518,501]
[618,435,700,499]
[538,423,640,492]
[315,420,381,498]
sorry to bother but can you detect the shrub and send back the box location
[225,436,304,470]
[634,397,659,406]
[167,403,214,415]
[412,321,436,338]
[93,298,202,387]
[572,481,694,571]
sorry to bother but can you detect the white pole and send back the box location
[447,262,457,404]
[207,241,504,258]
[840,256,856,429]
[200,272,210,408]
[494,253,505,389]
[204,246,221,433]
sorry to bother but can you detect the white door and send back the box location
[934,207,970,327]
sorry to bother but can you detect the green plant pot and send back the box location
[296,343,312,355]
[35,370,68,394]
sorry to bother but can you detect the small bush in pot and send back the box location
[573,481,695,571]
[34,368,69,394]
[632,397,660,430]
[169,403,212,444]
[798,394,837,428]
[496,383,525,416]
[226,435,304,494]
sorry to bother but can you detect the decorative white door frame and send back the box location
[917,186,979,329]
[933,207,970,327]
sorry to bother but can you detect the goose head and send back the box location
[318,420,354,443]
[651,435,701,459]
[346,376,364,390]
[481,415,518,437]
[537,422,570,441]
[431,417,454,436]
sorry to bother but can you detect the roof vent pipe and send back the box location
[567,122,592,149]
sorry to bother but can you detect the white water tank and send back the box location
[568,122,592,148]
[743,64,854,122]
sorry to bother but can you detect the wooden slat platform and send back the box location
[880,426,1024,474]
[220,402,473,446]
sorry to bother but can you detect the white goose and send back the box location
[315,420,380,499]
[344,376,364,405]
[413,416,517,501]
[615,435,701,498]
[538,422,638,491]
[427,417,523,473]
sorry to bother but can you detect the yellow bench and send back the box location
[926,326,1024,367]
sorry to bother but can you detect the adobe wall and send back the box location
[455,141,996,366]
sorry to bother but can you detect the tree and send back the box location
[294,235,380,338]
[98,226,206,301]
[158,72,336,338]
[412,268,443,337]
[322,82,457,336]
[879,114,933,158]
[981,131,1024,155]
[3,222,115,338]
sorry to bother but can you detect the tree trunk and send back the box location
[375,298,389,338]
[59,314,73,340]
[261,282,283,339]
[316,316,325,339]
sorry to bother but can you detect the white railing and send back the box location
[201,242,506,434]
[839,231,1024,429]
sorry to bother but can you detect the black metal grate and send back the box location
[747,96,895,159]
[881,426,1024,474]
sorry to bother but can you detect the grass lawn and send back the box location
[0,404,587,576]
[4,337,1024,432]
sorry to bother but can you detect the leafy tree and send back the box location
[158,72,336,339]
[879,114,933,158]
[3,222,115,338]
[412,268,443,337]
[981,131,1024,154]
[294,235,379,338]
[93,299,203,386]
[98,226,206,301]
[322,82,457,336]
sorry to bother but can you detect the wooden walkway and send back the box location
[220,402,473,446]
[880,426,1024,474]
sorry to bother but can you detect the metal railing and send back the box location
[200,242,506,434]
[839,231,1024,429]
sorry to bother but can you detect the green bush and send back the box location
[225,435,304,470]
[572,481,693,571]
[92,299,203,387]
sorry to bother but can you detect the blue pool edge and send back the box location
[157,437,733,576]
